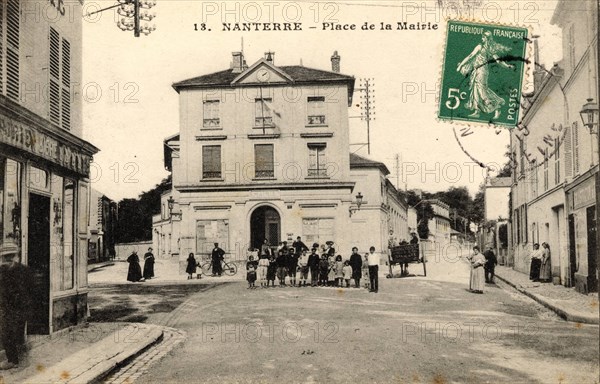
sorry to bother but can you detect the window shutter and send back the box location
[0,3,3,90]
[49,28,60,125]
[202,145,221,178]
[564,124,573,178]
[6,0,19,101]
[61,38,71,130]
[573,122,580,174]
[255,144,274,178]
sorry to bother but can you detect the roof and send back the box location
[172,65,355,91]
[487,177,512,188]
[349,153,390,175]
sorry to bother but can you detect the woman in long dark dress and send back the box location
[127,251,143,282]
[186,253,198,279]
[143,248,155,279]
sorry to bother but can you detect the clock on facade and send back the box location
[256,69,270,82]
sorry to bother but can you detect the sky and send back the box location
[81,0,562,201]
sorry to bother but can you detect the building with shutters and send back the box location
[509,0,598,292]
[153,51,409,271]
[0,0,98,337]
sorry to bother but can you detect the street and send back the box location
[88,253,600,384]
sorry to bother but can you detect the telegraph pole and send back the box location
[350,78,376,155]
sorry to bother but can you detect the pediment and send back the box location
[231,59,294,85]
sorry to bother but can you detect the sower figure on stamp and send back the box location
[0,246,33,370]
[456,30,515,120]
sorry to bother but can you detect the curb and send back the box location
[495,274,599,325]
[23,324,165,384]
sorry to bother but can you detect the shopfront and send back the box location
[0,98,97,334]
[567,169,598,294]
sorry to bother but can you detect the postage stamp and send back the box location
[438,20,529,127]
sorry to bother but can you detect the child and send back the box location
[185,253,198,280]
[308,248,320,287]
[267,254,277,287]
[297,250,309,287]
[288,247,299,287]
[319,254,329,286]
[276,248,288,287]
[362,253,370,290]
[258,254,270,288]
[334,255,344,287]
[246,256,257,289]
[342,260,353,288]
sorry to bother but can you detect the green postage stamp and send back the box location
[438,20,529,127]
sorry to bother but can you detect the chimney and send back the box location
[231,52,244,73]
[265,52,275,65]
[331,50,340,73]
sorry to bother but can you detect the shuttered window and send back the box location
[308,143,327,177]
[564,124,573,178]
[554,137,560,185]
[202,145,222,179]
[307,96,326,125]
[49,28,71,130]
[203,100,220,128]
[0,0,19,101]
[254,144,274,178]
[573,121,580,175]
[255,98,273,127]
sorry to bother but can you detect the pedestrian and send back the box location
[297,250,310,287]
[261,239,271,257]
[349,246,362,288]
[126,251,143,282]
[326,241,336,257]
[362,254,370,290]
[367,246,379,292]
[267,253,277,287]
[246,256,258,289]
[292,236,309,256]
[308,248,320,287]
[483,246,497,283]
[540,242,552,283]
[0,248,33,370]
[185,252,198,279]
[468,246,486,293]
[334,255,344,287]
[408,232,420,276]
[276,247,289,287]
[342,260,353,288]
[211,243,225,277]
[319,254,329,286]
[143,247,155,280]
[287,246,299,287]
[258,253,270,288]
[529,243,543,281]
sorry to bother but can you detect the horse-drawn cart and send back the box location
[386,243,426,278]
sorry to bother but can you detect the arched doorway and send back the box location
[250,206,280,251]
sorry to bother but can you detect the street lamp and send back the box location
[349,192,364,217]
[580,98,599,168]
[167,196,175,218]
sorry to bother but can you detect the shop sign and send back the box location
[572,177,595,210]
[0,113,91,175]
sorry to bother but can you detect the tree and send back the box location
[115,175,172,243]
[406,190,435,239]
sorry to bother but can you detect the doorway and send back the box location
[250,206,280,251]
[586,206,597,292]
[27,193,51,334]
[568,214,577,287]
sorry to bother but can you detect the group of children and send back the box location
[245,240,371,290]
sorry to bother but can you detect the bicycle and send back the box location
[200,259,238,276]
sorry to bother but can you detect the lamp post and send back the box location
[349,192,364,217]
[167,196,175,256]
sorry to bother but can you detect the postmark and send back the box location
[438,20,529,127]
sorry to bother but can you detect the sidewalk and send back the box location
[495,266,599,324]
[0,322,164,384]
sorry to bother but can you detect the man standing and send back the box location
[349,247,362,288]
[307,248,320,287]
[367,246,379,293]
[211,243,225,277]
[0,248,33,370]
[483,246,498,283]
[529,243,542,282]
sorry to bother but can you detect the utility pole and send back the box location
[350,78,376,155]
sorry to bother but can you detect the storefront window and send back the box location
[63,179,75,289]
[29,166,49,191]
[51,175,63,291]
[2,158,22,249]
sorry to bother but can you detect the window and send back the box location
[302,218,334,247]
[0,158,22,248]
[573,121,580,174]
[203,100,220,128]
[255,98,273,127]
[307,143,327,177]
[62,179,75,290]
[0,0,19,101]
[196,219,229,255]
[254,144,274,178]
[543,148,548,191]
[307,96,326,125]
[202,145,221,179]
[49,27,71,130]
[554,137,560,185]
